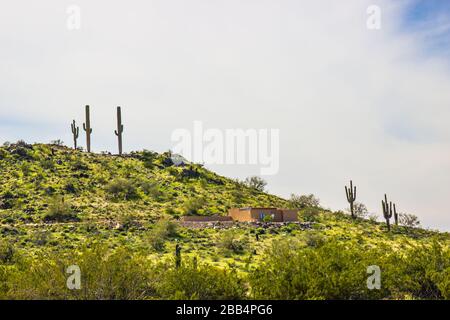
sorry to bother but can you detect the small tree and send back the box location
[347,202,368,219]
[50,139,64,146]
[147,216,178,251]
[244,176,267,192]
[399,213,421,228]
[44,196,78,222]
[183,197,206,215]
[289,194,320,209]
[218,229,247,254]
[262,214,274,223]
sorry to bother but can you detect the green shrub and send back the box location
[399,213,421,228]
[105,178,139,200]
[0,242,15,264]
[218,229,247,254]
[250,237,450,300]
[44,196,78,222]
[250,239,381,299]
[304,231,326,247]
[300,207,321,222]
[183,197,206,215]
[156,261,245,300]
[147,217,178,251]
[288,194,320,209]
[244,176,267,192]
[139,181,163,200]
[140,150,158,169]
[1,245,156,300]
[40,159,55,170]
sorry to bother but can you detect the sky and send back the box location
[1,0,450,231]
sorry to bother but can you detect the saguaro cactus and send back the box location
[83,105,92,152]
[114,106,124,155]
[393,203,399,226]
[345,180,357,219]
[71,120,79,150]
[175,243,182,268]
[382,194,393,231]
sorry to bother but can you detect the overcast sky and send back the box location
[1,0,450,231]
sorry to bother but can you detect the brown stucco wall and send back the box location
[280,209,299,221]
[249,208,283,222]
[181,215,233,222]
[229,208,254,222]
[228,208,299,222]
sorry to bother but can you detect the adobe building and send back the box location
[228,207,298,222]
[181,215,232,222]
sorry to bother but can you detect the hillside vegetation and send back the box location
[0,142,449,300]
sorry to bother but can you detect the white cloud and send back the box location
[1,0,450,230]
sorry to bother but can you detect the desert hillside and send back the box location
[0,141,449,300]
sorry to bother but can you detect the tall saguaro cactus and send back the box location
[393,203,399,226]
[71,120,79,150]
[345,180,357,219]
[175,243,182,268]
[382,194,393,232]
[83,105,92,152]
[114,106,124,155]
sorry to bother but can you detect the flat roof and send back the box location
[238,207,278,210]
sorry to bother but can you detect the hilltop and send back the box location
[0,141,449,300]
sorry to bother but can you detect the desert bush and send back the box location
[118,213,141,231]
[72,159,89,171]
[399,213,421,228]
[183,197,206,215]
[147,217,178,251]
[50,139,64,146]
[250,239,384,299]
[139,181,164,200]
[244,176,267,192]
[348,202,369,219]
[44,196,78,222]
[64,179,78,194]
[386,240,450,299]
[0,242,15,264]
[140,150,158,169]
[250,237,450,300]
[1,245,156,300]
[300,207,321,222]
[40,159,55,171]
[156,261,245,300]
[304,231,326,248]
[218,229,247,254]
[289,194,320,209]
[105,178,139,200]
